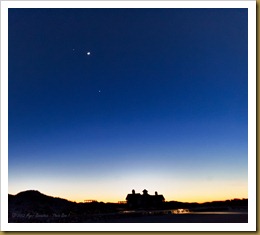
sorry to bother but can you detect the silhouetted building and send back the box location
[126,189,165,209]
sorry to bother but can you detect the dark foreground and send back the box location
[10,212,248,223]
[9,190,248,223]
[107,213,248,223]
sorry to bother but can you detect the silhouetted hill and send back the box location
[10,190,71,204]
[9,190,121,222]
[9,190,76,217]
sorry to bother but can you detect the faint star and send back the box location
[87,52,91,55]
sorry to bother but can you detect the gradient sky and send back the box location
[8,8,248,203]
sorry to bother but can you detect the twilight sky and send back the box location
[8,8,248,203]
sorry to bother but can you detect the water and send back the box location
[121,209,247,215]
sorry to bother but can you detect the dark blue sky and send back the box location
[8,8,248,202]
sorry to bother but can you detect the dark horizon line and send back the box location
[8,189,248,205]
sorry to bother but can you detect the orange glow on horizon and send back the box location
[54,192,248,204]
[8,174,248,204]
[63,196,248,204]
[8,187,248,204]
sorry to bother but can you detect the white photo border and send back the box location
[1,0,256,231]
